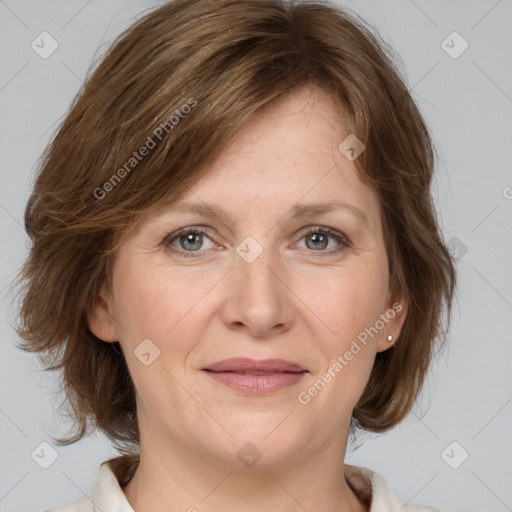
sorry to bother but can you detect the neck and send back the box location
[122,423,368,512]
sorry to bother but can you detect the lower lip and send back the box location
[203,371,307,395]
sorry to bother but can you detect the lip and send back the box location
[204,357,306,373]
[202,358,308,395]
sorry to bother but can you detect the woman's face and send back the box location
[89,84,407,467]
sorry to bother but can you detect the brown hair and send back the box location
[15,0,457,464]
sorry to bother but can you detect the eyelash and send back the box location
[163,226,351,258]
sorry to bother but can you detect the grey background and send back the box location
[1,1,511,511]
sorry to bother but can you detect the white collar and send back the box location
[92,462,134,512]
[48,460,441,512]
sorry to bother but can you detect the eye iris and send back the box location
[306,232,328,250]
[180,232,203,251]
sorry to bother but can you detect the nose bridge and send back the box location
[237,239,280,295]
[222,234,293,336]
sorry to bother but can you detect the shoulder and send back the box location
[43,456,136,512]
[344,464,444,512]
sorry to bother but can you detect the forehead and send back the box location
[123,84,381,242]
[172,85,379,224]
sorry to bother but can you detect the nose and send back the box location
[219,243,295,339]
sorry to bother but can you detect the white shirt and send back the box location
[45,461,442,512]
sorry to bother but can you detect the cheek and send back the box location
[109,260,213,407]
[111,257,220,350]
[294,257,388,344]
[317,260,387,399]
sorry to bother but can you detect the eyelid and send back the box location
[163,226,220,257]
[163,225,213,245]
[293,226,351,250]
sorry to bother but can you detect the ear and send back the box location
[376,288,408,353]
[86,284,117,342]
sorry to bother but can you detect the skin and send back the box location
[88,84,408,512]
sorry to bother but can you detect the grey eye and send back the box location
[304,232,329,250]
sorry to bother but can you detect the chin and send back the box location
[195,417,308,468]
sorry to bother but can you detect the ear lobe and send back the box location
[86,291,117,343]
[376,296,408,353]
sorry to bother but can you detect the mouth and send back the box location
[202,358,308,395]
[203,357,307,373]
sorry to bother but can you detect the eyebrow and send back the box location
[169,200,368,226]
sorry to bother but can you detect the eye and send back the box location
[295,227,350,253]
[164,227,217,257]
[163,225,350,258]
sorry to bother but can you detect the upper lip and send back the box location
[203,358,307,373]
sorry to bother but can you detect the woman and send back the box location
[16,0,456,510]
